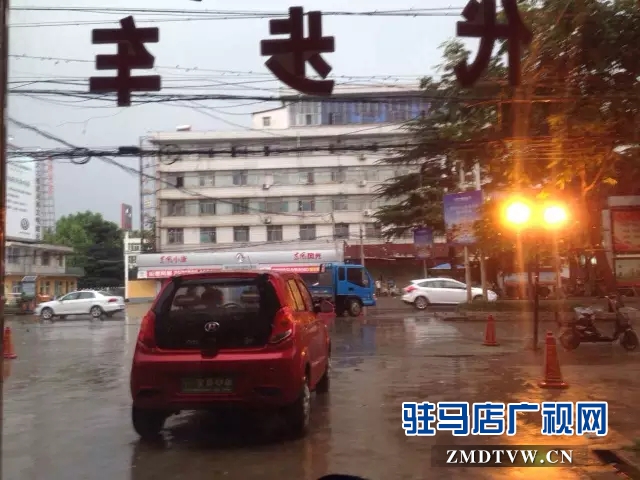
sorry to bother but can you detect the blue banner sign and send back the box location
[443,191,483,245]
[413,227,433,259]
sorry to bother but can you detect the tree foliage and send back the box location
[376,0,640,282]
[374,41,505,238]
[44,211,124,287]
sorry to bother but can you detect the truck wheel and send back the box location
[347,298,362,317]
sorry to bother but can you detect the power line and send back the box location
[9,53,426,81]
[9,7,461,27]
[7,116,401,219]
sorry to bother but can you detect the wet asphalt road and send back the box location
[2,307,637,480]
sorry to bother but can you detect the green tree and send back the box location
[376,0,640,291]
[374,40,505,239]
[45,211,124,287]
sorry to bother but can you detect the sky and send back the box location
[8,0,469,228]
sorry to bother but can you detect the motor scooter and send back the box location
[559,295,639,351]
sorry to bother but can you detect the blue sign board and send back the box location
[413,227,433,259]
[443,191,484,245]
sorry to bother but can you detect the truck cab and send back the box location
[308,263,376,317]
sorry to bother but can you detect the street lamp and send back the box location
[502,198,570,350]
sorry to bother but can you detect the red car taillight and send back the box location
[108,298,118,303]
[269,307,295,344]
[137,311,157,351]
[404,285,417,293]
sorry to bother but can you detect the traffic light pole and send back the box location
[533,247,540,351]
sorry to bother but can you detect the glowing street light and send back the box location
[502,199,569,230]
[543,205,568,227]
[504,201,532,226]
[500,196,570,351]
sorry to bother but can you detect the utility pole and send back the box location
[124,230,130,301]
[360,223,367,315]
[474,162,488,300]
[460,165,473,303]
[359,224,365,267]
[138,136,145,252]
[0,0,10,460]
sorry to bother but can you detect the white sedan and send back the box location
[402,278,498,310]
[34,290,125,321]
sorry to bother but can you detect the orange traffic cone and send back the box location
[483,315,499,346]
[3,326,17,359]
[539,331,568,389]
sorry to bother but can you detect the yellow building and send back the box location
[4,241,84,298]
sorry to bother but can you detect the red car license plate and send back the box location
[181,377,234,393]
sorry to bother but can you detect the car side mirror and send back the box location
[314,300,334,314]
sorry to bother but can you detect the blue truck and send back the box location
[306,262,376,317]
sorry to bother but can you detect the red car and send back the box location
[130,271,333,439]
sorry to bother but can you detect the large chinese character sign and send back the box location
[89,16,162,106]
[455,0,532,87]
[260,6,335,95]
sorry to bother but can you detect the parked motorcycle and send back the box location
[559,296,639,351]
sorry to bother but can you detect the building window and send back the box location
[331,168,346,183]
[128,255,137,265]
[300,170,314,184]
[365,169,380,181]
[265,197,288,214]
[200,227,216,244]
[262,116,271,127]
[267,225,283,242]
[167,228,184,245]
[198,172,215,187]
[365,223,382,238]
[130,244,141,252]
[298,198,315,212]
[232,199,249,214]
[167,174,184,188]
[167,200,185,216]
[299,225,316,241]
[7,247,20,264]
[305,114,312,125]
[333,196,348,211]
[232,171,248,186]
[57,254,63,267]
[328,112,335,125]
[199,200,216,216]
[233,226,250,242]
[41,252,50,266]
[334,223,350,239]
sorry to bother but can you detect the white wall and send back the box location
[251,106,289,130]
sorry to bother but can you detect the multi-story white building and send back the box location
[147,85,424,255]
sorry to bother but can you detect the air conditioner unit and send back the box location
[358,180,367,187]
[263,217,272,224]
[358,154,366,161]
[262,183,271,190]
[363,209,373,217]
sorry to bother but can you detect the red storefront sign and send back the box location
[612,209,640,253]
[269,265,320,273]
[146,267,221,278]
